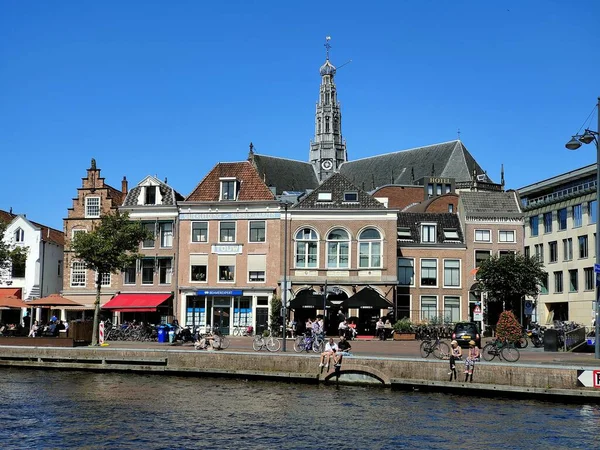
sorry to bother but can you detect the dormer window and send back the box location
[397,227,412,240]
[317,192,332,202]
[343,192,358,202]
[145,186,156,205]
[421,224,437,243]
[443,228,460,241]
[14,228,24,243]
[220,178,238,201]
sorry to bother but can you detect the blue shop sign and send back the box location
[197,290,243,296]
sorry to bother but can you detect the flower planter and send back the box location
[393,332,416,341]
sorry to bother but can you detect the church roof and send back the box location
[339,140,489,190]
[293,172,386,210]
[249,153,319,195]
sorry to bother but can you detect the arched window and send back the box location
[327,229,349,268]
[358,228,382,268]
[325,116,330,133]
[14,228,24,243]
[295,228,318,268]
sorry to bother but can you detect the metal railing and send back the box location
[563,326,587,352]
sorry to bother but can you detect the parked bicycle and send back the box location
[232,325,253,336]
[419,333,450,359]
[293,331,324,353]
[252,329,280,352]
[481,338,520,362]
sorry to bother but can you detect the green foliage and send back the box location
[269,295,283,334]
[476,253,546,308]
[393,317,414,333]
[496,310,523,343]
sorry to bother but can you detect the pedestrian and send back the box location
[448,340,462,381]
[464,340,480,382]
[376,318,385,340]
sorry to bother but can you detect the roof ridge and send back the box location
[346,140,462,163]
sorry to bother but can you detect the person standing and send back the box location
[376,318,385,340]
[464,340,480,382]
[448,340,462,381]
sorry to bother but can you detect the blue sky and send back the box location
[1,0,599,230]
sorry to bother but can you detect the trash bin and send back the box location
[544,328,558,352]
[168,329,175,343]
[157,326,167,343]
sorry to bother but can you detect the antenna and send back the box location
[457,128,461,140]
[337,59,352,70]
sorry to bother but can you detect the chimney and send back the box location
[122,176,128,194]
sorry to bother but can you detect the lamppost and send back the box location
[281,201,290,352]
[565,97,600,359]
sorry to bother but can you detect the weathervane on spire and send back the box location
[325,36,331,60]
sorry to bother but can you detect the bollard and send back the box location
[99,321,105,345]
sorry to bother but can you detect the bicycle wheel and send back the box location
[252,336,264,351]
[293,336,304,353]
[482,343,496,361]
[220,336,231,349]
[433,341,450,359]
[312,338,324,353]
[501,345,520,362]
[266,337,281,352]
[232,327,240,336]
[516,334,528,349]
[419,341,432,358]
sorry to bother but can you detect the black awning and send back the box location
[344,287,392,310]
[289,290,333,309]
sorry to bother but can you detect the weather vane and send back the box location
[325,36,331,60]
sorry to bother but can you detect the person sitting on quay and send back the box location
[28,320,40,337]
[319,337,338,370]
[464,340,480,383]
[337,335,352,356]
[448,340,462,381]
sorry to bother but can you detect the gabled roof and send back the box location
[339,140,489,190]
[185,161,276,202]
[459,191,522,219]
[397,213,465,245]
[294,172,386,210]
[0,210,64,246]
[122,176,184,206]
[0,209,16,224]
[249,153,319,195]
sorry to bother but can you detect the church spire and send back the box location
[309,36,347,182]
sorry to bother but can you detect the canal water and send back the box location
[1,368,599,449]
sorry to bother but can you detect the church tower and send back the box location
[310,37,347,182]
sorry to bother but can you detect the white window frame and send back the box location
[191,264,207,282]
[191,222,208,243]
[219,221,236,243]
[498,230,516,243]
[358,228,382,268]
[85,197,100,218]
[248,221,266,243]
[158,258,173,285]
[141,259,154,285]
[123,262,137,285]
[326,228,350,269]
[398,258,414,286]
[95,271,111,287]
[295,228,319,269]
[421,224,436,243]
[474,229,491,242]
[248,271,266,282]
[220,178,238,201]
[420,295,438,322]
[443,259,461,288]
[160,222,173,248]
[71,228,87,240]
[70,261,87,287]
[14,228,25,243]
[443,296,461,323]
[218,265,235,283]
[142,222,156,249]
[420,258,438,287]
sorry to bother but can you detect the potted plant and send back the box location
[392,318,415,340]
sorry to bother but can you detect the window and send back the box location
[524,246,530,258]
[499,230,515,243]
[443,229,460,241]
[499,250,515,257]
[70,261,86,287]
[359,228,382,268]
[530,216,539,237]
[158,258,172,284]
[534,244,544,263]
[317,192,332,202]
[589,200,597,224]
[585,267,594,291]
[343,192,358,202]
[327,229,349,268]
[398,258,414,286]
[220,180,237,200]
[219,222,236,243]
[249,221,266,243]
[192,222,208,242]
[397,227,412,239]
[420,296,437,321]
[427,184,433,197]
[145,186,156,205]
[443,260,460,287]
[141,259,154,284]
[540,273,548,294]
[554,271,563,293]
[579,235,588,259]
[448,204,454,213]
[445,184,452,194]
[72,229,87,240]
[219,265,235,281]
[57,260,62,277]
[475,250,491,268]
[475,230,490,242]
[248,254,266,283]
[573,204,582,228]
[191,264,207,282]
[549,241,558,263]
[96,272,111,287]
[160,222,173,248]
[85,197,100,218]
[123,263,136,285]
[420,259,437,286]
[421,224,436,243]
[295,228,318,268]
[569,269,578,292]
[436,185,442,196]
[444,296,460,323]
[563,238,573,261]
[543,212,553,233]
[11,253,26,278]
[14,228,24,243]
[558,208,567,230]
[249,271,265,282]
[142,223,155,248]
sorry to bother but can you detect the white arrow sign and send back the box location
[577,370,600,388]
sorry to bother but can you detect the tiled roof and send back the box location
[459,191,522,218]
[250,153,319,194]
[397,212,465,245]
[185,161,276,202]
[339,140,489,190]
[0,209,16,224]
[294,172,386,210]
[106,185,126,206]
[123,176,184,206]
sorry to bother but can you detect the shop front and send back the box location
[102,293,174,325]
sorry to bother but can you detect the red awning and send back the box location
[102,294,172,312]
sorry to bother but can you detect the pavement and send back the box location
[101,337,600,367]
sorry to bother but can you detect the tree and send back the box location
[71,211,152,346]
[476,253,546,312]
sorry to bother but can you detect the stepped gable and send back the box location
[123,176,184,206]
[249,153,319,195]
[397,212,464,244]
[339,140,489,190]
[293,172,385,210]
[460,191,522,219]
[186,161,276,202]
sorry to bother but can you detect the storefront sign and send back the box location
[212,244,243,254]
[197,290,243,296]
[181,212,280,220]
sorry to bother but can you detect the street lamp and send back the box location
[281,201,291,352]
[565,97,600,359]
